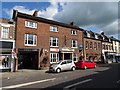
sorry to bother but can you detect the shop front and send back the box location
[18,48,39,69]
[0,40,15,72]
[60,47,74,61]
[115,54,120,63]
[105,52,116,63]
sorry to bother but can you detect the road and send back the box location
[1,63,120,89]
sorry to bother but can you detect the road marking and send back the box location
[2,78,56,89]
[64,79,92,89]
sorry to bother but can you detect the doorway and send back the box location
[18,52,38,69]
[64,53,72,60]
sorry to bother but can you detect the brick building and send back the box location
[0,18,15,70]
[100,32,114,63]
[83,30,102,63]
[12,10,84,70]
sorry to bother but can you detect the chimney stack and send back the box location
[33,10,38,17]
[70,21,75,26]
[100,31,104,35]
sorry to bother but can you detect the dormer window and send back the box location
[103,36,105,40]
[86,31,90,37]
[95,35,98,39]
[109,39,111,42]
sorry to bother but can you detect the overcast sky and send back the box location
[1,0,119,39]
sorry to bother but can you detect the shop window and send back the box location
[50,26,58,32]
[25,21,37,29]
[50,53,59,63]
[1,26,9,39]
[25,34,37,46]
[50,37,58,47]
[72,40,77,48]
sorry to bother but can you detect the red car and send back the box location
[75,60,97,69]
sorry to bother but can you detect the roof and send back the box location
[12,10,84,31]
[0,18,14,24]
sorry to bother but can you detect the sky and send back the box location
[1,0,120,40]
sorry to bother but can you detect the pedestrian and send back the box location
[4,56,8,67]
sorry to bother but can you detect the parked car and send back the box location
[75,60,97,69]
[49,60,76,73]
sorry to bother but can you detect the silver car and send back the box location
[49,60,76,73]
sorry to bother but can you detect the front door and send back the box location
[64,53,71,60]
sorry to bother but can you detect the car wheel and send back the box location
[94,65,97,68]
[56,68,61,73]
[71,66,75,71]
[84,66,87,70]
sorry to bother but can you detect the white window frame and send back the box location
[50,26,58,32]
[50,37,58,47]
[95,35,98,39]
[24,34,37,46]
[50,53,59,64]
[71,30,77,35]
[72,40,78,48]
[86,41,88,49]
[25,21,37,29]
[1,26,9,39]
[73,53,78,62]
[90,42,93,49]
[86,31,90,37]
[94,42,97,50]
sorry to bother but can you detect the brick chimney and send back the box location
[70,21,75,26]
[33,10,38,17]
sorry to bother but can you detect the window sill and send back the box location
[24,44,37,47]
[25,26,37,29]
[50,46,59,48]
[71,47,78,48]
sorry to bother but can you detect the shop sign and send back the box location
[18,48,39,52]
[79,45,84,50]
[61,47,74,52]
[50,48,59,52]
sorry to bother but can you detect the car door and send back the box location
[67,60,72,70]
[85,61,91,68]
[60,60,67,71]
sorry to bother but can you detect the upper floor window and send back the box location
[94,42,97,50]
[102,44,105,49]
[86,41,89,49]
[95,35,98,39]
[50,37,58,47]
[25,21,37,29]
[50,26,58,32]
[90,42,93,49]
[72,40,78,48]
[1,26,9,39]
[71,30,77,35]
[25,34,37,46]
[98,43,100,50]
[86,31,90,37]
[114,41,116,45]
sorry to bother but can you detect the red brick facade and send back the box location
[13,11,83,69]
